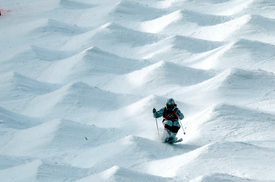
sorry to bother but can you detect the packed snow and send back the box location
[0,0,275,181]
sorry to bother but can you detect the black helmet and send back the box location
[166,98,175,109]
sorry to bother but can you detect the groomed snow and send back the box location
[0,0,275,181]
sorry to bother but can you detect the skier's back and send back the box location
[153,98,184,142]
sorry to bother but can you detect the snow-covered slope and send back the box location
[1,0,275,181]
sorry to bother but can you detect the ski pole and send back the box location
[153,108,160,137]
[179,120,186,135]
[155,118,160,137]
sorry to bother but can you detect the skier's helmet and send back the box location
[166,98,175,109]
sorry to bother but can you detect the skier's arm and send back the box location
[176,109,184,120]
[153,108,165,118]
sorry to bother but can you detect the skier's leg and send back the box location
[164,129,173,142]
[163,120,173,133]
[162,120,173,142]
[169,120,180,141]
[170,132,177,138]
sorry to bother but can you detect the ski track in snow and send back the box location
[0,0,275,181]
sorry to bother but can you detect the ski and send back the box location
[164,138,183,144]
[171,138,182,144]
[175,138,183,143]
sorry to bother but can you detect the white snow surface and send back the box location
[0,0,275,181]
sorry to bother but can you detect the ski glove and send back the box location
[153,108,157,118]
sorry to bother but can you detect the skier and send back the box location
[153,98,184,143]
